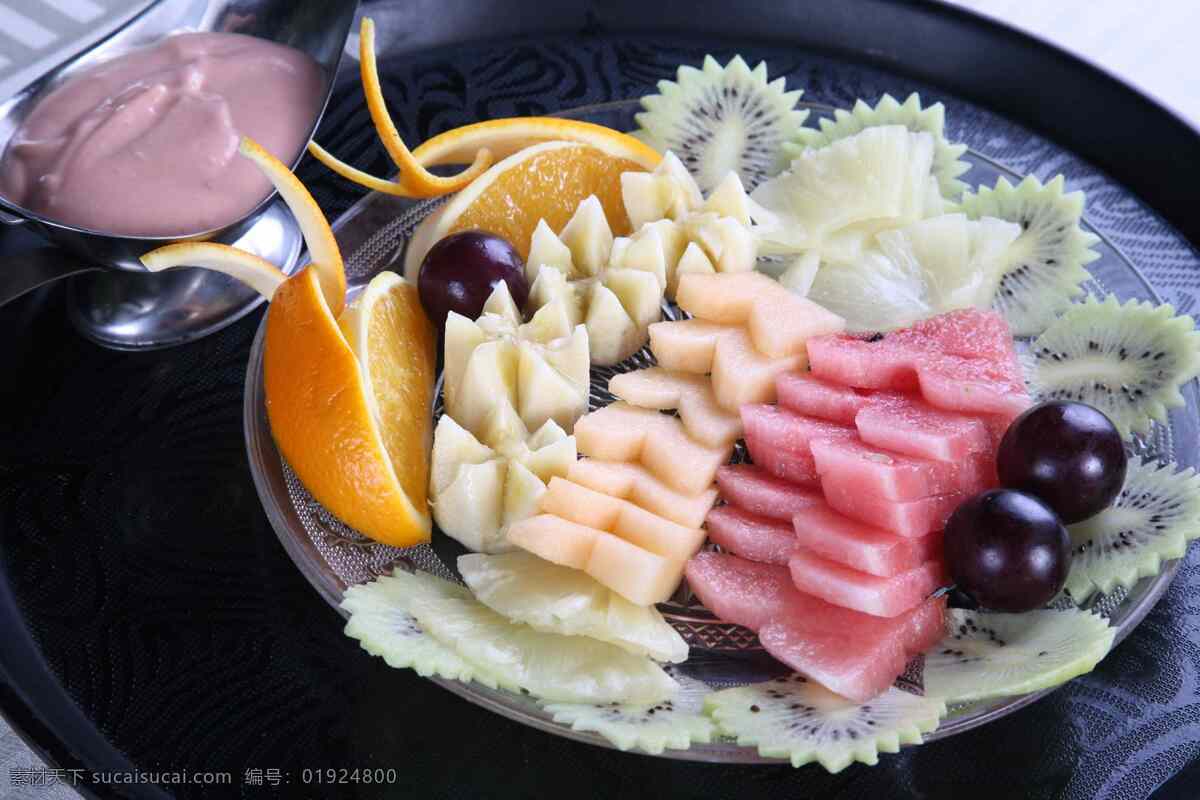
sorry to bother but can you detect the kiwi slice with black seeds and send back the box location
[632,55,807,192]
[922,608,1114,704]
[958,175,1100,336]
[1024,294,1200,436]
[704,673,945,772]
[540,668,713,754]
[1064,458,1200,603]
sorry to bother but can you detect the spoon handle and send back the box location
[0,247,96,307]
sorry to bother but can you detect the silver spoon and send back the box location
[0,0,359,349]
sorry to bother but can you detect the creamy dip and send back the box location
[0,32,323,236]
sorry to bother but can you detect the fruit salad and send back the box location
[139,20,1200,772]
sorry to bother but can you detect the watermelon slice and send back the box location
[760,592,949,701]
[854,394,992,462]
[805,308,1030,418]
[686,552,947,700]
[715,464,823,521]
[821,472,967,537]
[740,404,856,484]
[684,551,800,632]
[787,549,947,617]
[791,502,943,577]
[776,371,872,424]
[809,438,991,501]
[705,505,798,565]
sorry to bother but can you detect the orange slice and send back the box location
[307,17,494,198]
[265,267,435,547]
[402,140,648,281]
[308,18,659,200]
[140,136,435,549]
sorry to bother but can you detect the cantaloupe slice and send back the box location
[506,514,683,605]
[648,318,730,374]
[540,478,707,563]
[674,272,845,358]
[567,459,718,529]
[573,402,730,494]
[608,367,742,448]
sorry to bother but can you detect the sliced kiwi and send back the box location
[787,93,970,199]
[541,668,714,754]
[957,175,1100,336]
[922,608,1114,704]
[341,575,496,685]
[1064,458,1200,603]
[633,54,808,192]
[704,674,946,772]
[1024,295,1200,436]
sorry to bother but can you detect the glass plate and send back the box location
[243,100,1198,762]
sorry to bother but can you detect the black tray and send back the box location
[2,2,1199,798]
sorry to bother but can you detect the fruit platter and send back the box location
[144,20,1200,770]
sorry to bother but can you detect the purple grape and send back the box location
[944,489,1070,612]
[418,231,528,328]
[998,401,1127,524]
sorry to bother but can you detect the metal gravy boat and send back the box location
[0,0,358,348]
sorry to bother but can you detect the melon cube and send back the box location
[539,475,623,530]
[507,514,599,569]
[609,367,742,448]
[776,371,871,424]
[821,472,967,537]
[787,549,946,617]
[573,402,730,494]
[791,502,943,577]
[648,318,729,374]
[705,505,798,565]
[855,394,992,461]
[809,438,991,501]
[540,477,707,563]
[711,327,805,410]
[567,459,718,529]
[586,534,682,605]
[716,464,823,522]
[675,272,845,358]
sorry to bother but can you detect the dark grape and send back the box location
[944,489,1070,613]
[997,401,1127,524]
[418,231,528,328]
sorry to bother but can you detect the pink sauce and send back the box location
[0,32,323,236]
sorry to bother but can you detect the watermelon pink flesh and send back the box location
[740,404,855,484]
[705,505,797,565]
[715,464,823,522]
[821,472,967,537]
[776,371,872,424]
[686,553,947,700]
[804,308,1031,418]
[788,548,947,617]
[809,437,991,501]
[854,394,993,462]
[759,594,948,701]
[684,551,800,632]
[791,502,943,577]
